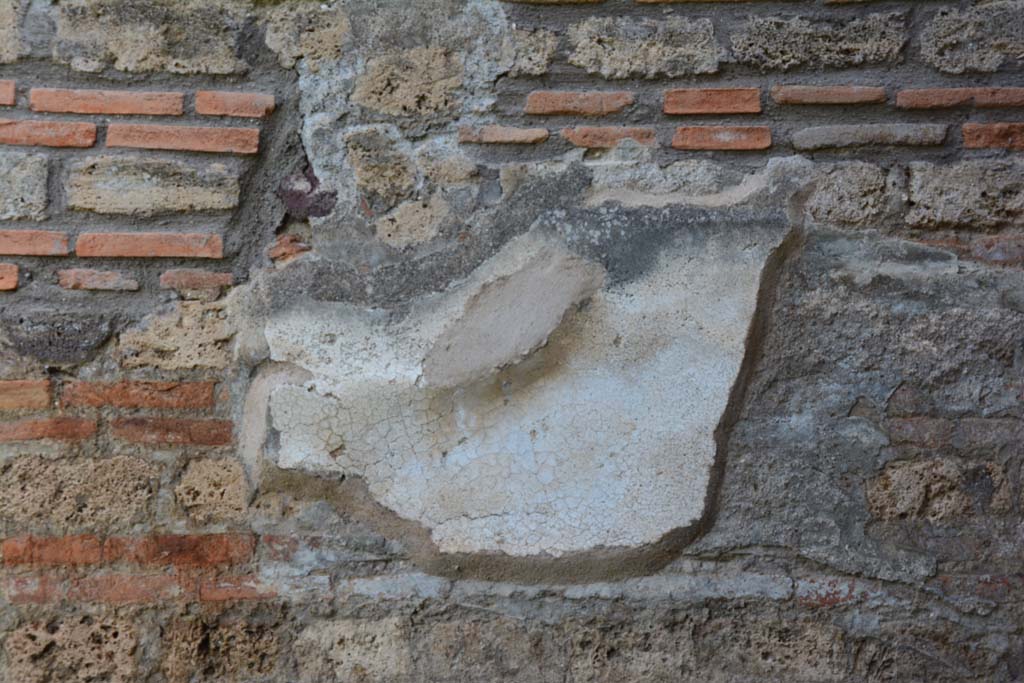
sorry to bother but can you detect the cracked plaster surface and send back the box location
[260,227,780,557]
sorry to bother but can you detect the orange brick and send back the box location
[199,575,276,602]
[772,85,886,105]
[458,125,549,144]
[0,263,17,290]
[106,123,259,154]
[0,119,96,147]
[0,230,70,256]
[76,232,223,259]
[0,417,97,442]
[672,126,772,150]
[664,88,761,114]
[69,573,184,604]
[30,88,184,115]
[2,535,103,566]
[561,126,656,148]
[268,234,311,261]
[105,534,254,568]
[963,123,1024,150]
[195,91,275,118]
[0,80,14,106]
[0,379,50,410]
[525,91,634,116]
[111,417,233,446]
[159,269,233,291]
[58,269,139,291]
[62,381,216,409]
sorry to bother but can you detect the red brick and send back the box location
[106,123,259,154]
[195,91,275,118]
[0,263,17,290]
[561,126,656,148]
[104,534,254,568]
[458,125,549,144]
[897,87,1024,109]
[2,535,103,566]
[0,230,70,256]
[0,119,96,147]
[664,88,761,114]
[0,379,51,411]
[69,573,184,604]
[0,80,14,106]
[30,88,184,115]
[3,575,62,604]
[672,126,772,150]
[963,122,1024,150]
[58,269,139,291]
[772,85,886,105]
[887,417,954,447]
[160,269,234,291]
[111,417,233,446]
[62,381,216,409]
[268,234,311,261]
[0,417,97,442]
[76,232,223,259]
[199,575,276,602]
[525,91,634,116]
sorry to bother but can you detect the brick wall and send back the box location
[1,0,1023,681]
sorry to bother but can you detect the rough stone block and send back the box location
[731,13,905,70]
[175,459,250,523]
[807,162,897,225]
[296,618,413,683]
[906,160,1024,229]
[791,123,946,150]
[920,1,1024,73]
[0,455,157,531]
[67,156,239,216]
[4,617,137,683]
[0,0,25,64]
[162,617,279,683]
[351,47,463,118]
[0,152,47,220]
[569,17,718,79]
[54,0,250,74]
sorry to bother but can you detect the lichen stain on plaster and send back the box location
[253,228,777,558]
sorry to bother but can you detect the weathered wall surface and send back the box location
[0,0,1023,680]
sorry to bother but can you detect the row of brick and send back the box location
[1,266,233,293]
[0,82,274,118]
[0,379,217,411]
[0,230,222,258]
[460,123,1024,150]
[522,87,1024,116]
[0,417,232,445]
[0,120,259,153]
[2,534,253,568]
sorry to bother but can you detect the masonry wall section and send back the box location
[0,0,1023,681]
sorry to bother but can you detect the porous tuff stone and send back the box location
[906,160,1024,229]
[5,617,138,683]
[731,13,905,71]
[0,152,47,220]
[920,1,1024,73]
[568,17,718,79]
[175,458,250,523]
[67,156,239,216]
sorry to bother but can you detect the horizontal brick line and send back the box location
[0,263,17,291]
[898,87,1024,109]
[672,126,772,150]
[76,232,223,259]
[525,90,634,116]
[963,122,1024,150]
[61,380,216,409]
[771,85,887,105]
[58,268,139,291]
[195,90,275,118]
[110,417,233,446]
[0,379,50,410]
[0,80,14,106]
[0,417,97,442]
[106,123,260,154]
[459,125,549,144]
[0,119,96,147]
[562,126,656,148]
[30,88,184,116]
[664,88,761,115]
[0,230,71,256]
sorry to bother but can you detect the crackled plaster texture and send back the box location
[260,224,780,557]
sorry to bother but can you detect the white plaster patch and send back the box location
[260,231,776,557]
